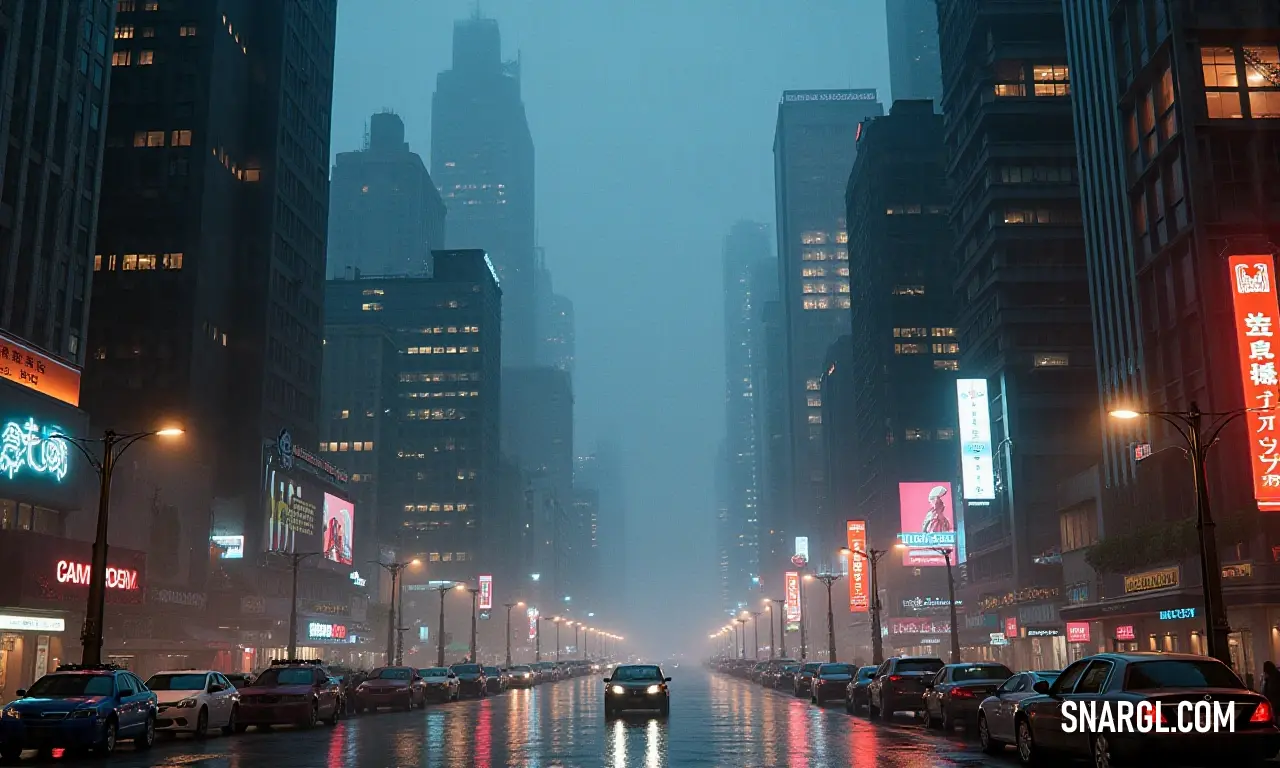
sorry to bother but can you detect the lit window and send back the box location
[338,442,349,452]
[137,50,155,65]
[179,24,198,37]
[894,343,923,355]
[353,442,363,452]
[993,60,1026,97]
[808,413,822,424]
[94,254,103,271]
[807,396,822,408]
[136,254,157,270]
[937,428,956,440]
[806,379,821,391]
[934,359,959,371]
[837,296,851,309]
[893,328,927,338]
[1034,353,1070,367]
[144,0,158,9]
[932,343,960,354]
[802,281,831,295]
[893,285,925,296]
[801,231,828,245]
[115,25,134,39]
[162,252,183,269]
[361,303,383,311]
[340,409,350,419]
[932,328,956,337]
[145,131,164,147]
[801,249,829,262]
[1032,64,1070,96]
[429,552,440,562]
[171,130,192,146]
[117,0,135,11]
[905,428,929,441]
[112,50,131,67]
[441,553,453,562]
[364,442,373,451]
[121,254,139,270]
[1202,46,1245,119]
[802,267,826,278]
[362,289,385,296]
[836,267,850,277]
[836,231,849,244]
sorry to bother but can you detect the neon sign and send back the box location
[307,622,348,640]
[478,574,493,611]
[55,560,138,590]
[0,418,70,482]
[1228,254,1280,510]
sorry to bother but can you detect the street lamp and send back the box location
[769,597,786,658]
[763,601,776,659]
[1108,403,1252,667]
[748,610,763,660]
[466,585,481,663]
[543,616,562,662]
[431,582,458,666]
[371,559,418,665]
[899,543,960,662]
[52,426,183,665]
[272,551,321,661]
[807,572,842,663]
[735,616,747,659]
[503,601,525,667]
[842,546,890,664]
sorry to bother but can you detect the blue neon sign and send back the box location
[1159,607,1196,621]
[0,418,70,482]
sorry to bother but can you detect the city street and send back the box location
[42,667,1016,768]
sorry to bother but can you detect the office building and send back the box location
[534,250,575,376]
[757,298,789,576]
[576,440,628,619]
[432,16,536,367]
[328,111,446,278]
[886,0,943,105]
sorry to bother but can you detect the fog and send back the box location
[331,0,890,655]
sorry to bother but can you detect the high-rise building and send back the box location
[1061,0,1280,683]
[714,440,732,613]
[87,0,337,550]
[721,221,772,611]
[324,250,502,584]
[885,0,943,105]
[432,15,536,367]
[534,250,575,377]
[328,111,446,278]
[773,89,883,566]
[843,99,957,661]
[578,438,628,618]
[757,298,789,575]
[936,0,1096,644]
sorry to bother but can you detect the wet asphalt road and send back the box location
[24,668,1023,767]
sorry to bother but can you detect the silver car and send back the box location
[977,670,1059,753]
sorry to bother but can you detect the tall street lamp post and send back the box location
[503,602,525,667]
[1109,404,1251,667]
[903,544,960,663]
[769,597,786,658]
[843,546,890,664]
[763,602,776,659]
[273,551,322,661]
[467,586,480,663]
[372,559,417,665]
[749,610,763,660]
[431,583,457,666]
[555,618,563,662]
[735,617,747,658]
[53,426,183,665]
[809,573,842,663]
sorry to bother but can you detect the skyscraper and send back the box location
[885,0,943,105]
[721,221,772,611]
[773,89,883,566]
[534,250,575,376]
[328,111,447,278]
[432,15,536,366]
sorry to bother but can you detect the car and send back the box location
[0,664,157,759]
[145,670,239,738]
[844,665,878,713]
[1013,653,1280,767]
[353,667,424,713]
[506,665,536,689]
[531,662,556,683]
[450,663,488,698]
[483,666,507,694]
[866,655,944,721]
[921,662,1013,731]
[604,664,671,718]
[224,673,254,689]
[792,662,823,698]
[977,670,1060,754]
[417,667,459,702]
[235,659,342,730]
[772,662,801,690]
[811,663,855,705]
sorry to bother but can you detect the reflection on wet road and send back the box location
[54,668,1017,767]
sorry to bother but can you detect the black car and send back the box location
[793,662,823,698]
[482,667,505,695]
[811,663,855,705]
[604,664,671,718]
[844,666,878,714]
[449,664,487,698]
[866,656,944,721]
[921,662,1012,731]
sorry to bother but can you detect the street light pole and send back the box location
[736,617,747,658]
[372,560,415,665]
[846,547,889,664]
[812,573,842,663]
[504,602,524,667]
[53,427,183,665]
[798,574,808,660]
[468,587,480,663]
[556,620,562,662]
[764,603,775,659]
[769,598,786,658]
[432,583,455,666]
[749,611,763,660]
[274,551,321,661]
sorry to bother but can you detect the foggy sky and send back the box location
[331,0,891,653]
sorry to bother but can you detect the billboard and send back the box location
[957,379,996,500]
[210,535,244,559]
[846,520,869,613]
[527,606,539,642]
[1066,622,1091,643]
[478,574,493,611]
[898,482,957,566]
[321,493,355,566]
[888,617,950,635]
[794,537,809,563]
[1229,254,1280,510]
[784,571,802,622]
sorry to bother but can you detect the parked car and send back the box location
[1012,653,1280,767]
[483,667,506,695]
[506,665,536,689]
[811,663,855,705]
[773,663,802,691]
[866,656,944,721]
[759,659,798,688]
[792,662,823,698]
[844,666,878,714]
[145,670,239,737]
[0,664,157,759]
[224,673,254,689]
[235,659,342,730]
[977,670,1060,754]
[417,667,459,702]
[604,664,671,718]
[353,667,424,712]
[921,662,1013,731]
[450,664,488,698]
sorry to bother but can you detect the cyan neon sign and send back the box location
[0,418,70,482]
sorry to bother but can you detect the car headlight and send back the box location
[176,698,198,708]
[646,684,662,694]
[522,673,531,678]
[610,685,625,695]
[70,709,98,719]
[2,708,19,720]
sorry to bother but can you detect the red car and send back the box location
[235,660,342,730]
[353,667,424,712]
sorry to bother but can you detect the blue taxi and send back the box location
[0,664,157,759]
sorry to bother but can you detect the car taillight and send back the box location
[1139,705,1168,729]
[887,675,902,682]
[951,688,975,699]
[1251,701,1273,723]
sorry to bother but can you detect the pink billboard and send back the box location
[321,493,355,566]
[898,482,957,567]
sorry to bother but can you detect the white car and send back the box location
[416,666,460,702]
[144,670,239,736]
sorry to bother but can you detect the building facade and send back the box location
[886,0,944,106]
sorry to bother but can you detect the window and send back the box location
[137,50,154,65]
[932,343,959,354]
[117,0,135,11]
[905,428,929,441]
[934,359,959,371]
[802,281,831,294]
[1074,661,1113,694]
[141,27,155,37]
[133,130,164,148]
[112,50,131,67]
[362,289,385,296]
[1032,64,1070,96]
[1157,66,1178,140]
[801,231,828,245]
[1202,47,1245,119]
[801,249,829,261]
[893,327,927,338]
[1060,506,1098,552]
[361,303,383,312]
[171,130,192,146]
[805,379,821,391]
[806,396,822,408]
[801,267,826,278]
[144,0,159,9]
[1034,353,1070,367]
[242,169,261,182]
[136,254,157,270]
[931,328,956,337]
[1244,47,1280,119]
[894,343,923,355]
[808,413,822,424]
[121,254,138,270]
[179,24,198,37]
[936,428,955,440]
[893,285,924,296]
[115,25,134,39]
[162,253,183,269]
[993,60,1025,97]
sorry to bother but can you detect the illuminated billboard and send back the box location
[1229,254,1280,510]
[846,520,869,613]
[478,574,493,611]
[210,535,244,559]
[527,606,539,642]
[898,482,957,567]
[784,571,802,622]
[794,537,809,563]
[956,379,995,500]
[321,493,355,566]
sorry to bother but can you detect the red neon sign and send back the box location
[846,521,869,613]
[1066,622,1091,643]
[1229,254,1280,510]
[55,560,138,590]
[1004,617,1018,639]
[784,572,801,622]
[1115,625,1135,641]
[478,575,493,611]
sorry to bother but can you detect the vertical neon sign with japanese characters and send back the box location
[1229,254,1280,510]
[846,521,869,613]
[784,571,802,622]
